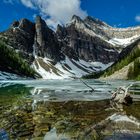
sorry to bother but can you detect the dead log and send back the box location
[111,86,133,105]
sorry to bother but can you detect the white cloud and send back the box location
[46,18,61,29]
[135,15,140,22]
[20,0,36,9]
[19,0,87,29]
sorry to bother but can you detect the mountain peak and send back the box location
[35,15,47,26]
[69,15,110,29]
[71,15,83,23]
[11,20,19,28]
[84,16,110,27]
[35,15,42,22]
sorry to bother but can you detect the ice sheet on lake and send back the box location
[0,79,139,102]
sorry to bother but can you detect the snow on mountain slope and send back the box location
[32,57,113,79]
[91,62,113,70]
[108,35,140,47]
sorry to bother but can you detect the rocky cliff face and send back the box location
[0,16,64,63]
[34,16,64,62]
[83,16,140,40]
[0,15,121,64]
[0,15,140,79]
[0,18,35,64]
[65,15,140,48]
[56,16,118,63]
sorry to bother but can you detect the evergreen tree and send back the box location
[0,40,37,78]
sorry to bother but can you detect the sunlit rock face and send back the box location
[84,16,140,39]
[34,16,64,62]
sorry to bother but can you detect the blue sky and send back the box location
[1,0,140,31]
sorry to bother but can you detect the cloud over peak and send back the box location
[21,0,87,29]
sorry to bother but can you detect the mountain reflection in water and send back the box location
[0,79,140,140]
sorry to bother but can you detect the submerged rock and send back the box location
[124,95,133,105]
[0,97,140,140]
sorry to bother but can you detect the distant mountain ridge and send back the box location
[0,15,140,79]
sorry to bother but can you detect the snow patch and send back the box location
[32,59,63,79]
[109,35,140,47]
[32,44,37,58]
[91,62,113,71]
[32,56,113,79]
[104,48,116,52]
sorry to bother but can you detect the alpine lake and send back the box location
[0,79,140,140]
